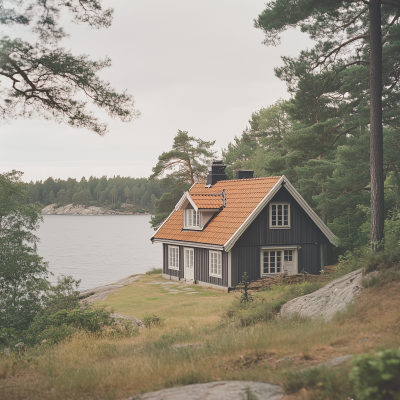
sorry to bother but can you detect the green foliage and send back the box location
[283,366,351,400]
[26,175,165,211]
[224,280,322,327]
[350,349,400,400]
[23,306,116,346]
[0,1,139,134]
[0,171,49,334]
[150,130,216,229]
[142,314,164,328]
[239,272,253,305]
[145,268,162,275]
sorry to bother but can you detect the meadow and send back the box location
[1,271,400,400]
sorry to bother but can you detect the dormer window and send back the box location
[185,209,201,228]
[269,203,290,228]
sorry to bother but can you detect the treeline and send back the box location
[222,100,400,251]
[26,176,165,212]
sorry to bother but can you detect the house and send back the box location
[151,161,336,291]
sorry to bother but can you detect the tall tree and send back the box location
[0,170,49,332]
[254,0,400,250]
[150,130,216,229]
[0,0,140,134]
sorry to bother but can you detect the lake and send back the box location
[36,215,162,290]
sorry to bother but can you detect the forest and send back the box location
[25,176,165,213]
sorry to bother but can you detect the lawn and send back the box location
[103,274,233,329]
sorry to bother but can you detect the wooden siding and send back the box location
[231,186,328,286]
[163,243,228,287]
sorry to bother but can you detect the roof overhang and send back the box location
[152,238,224,250]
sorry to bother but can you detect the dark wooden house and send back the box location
[151,162,335,291]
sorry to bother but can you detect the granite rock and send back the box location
[281,269,363,321]
[123,381,283,400]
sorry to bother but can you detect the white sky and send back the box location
[0,0,313,183]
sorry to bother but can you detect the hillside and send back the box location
[1,264,400,400]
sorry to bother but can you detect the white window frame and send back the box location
[184,209,202,230]
[168,245,179,270]
[260,247,298,277]
[209,250,222,278]
[261,250,283,275]
[269,202,291,229]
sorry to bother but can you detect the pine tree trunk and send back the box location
[369,0,384,252]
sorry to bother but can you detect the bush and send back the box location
[145,268,162,275]
[283,366,351,400]
[142,314,164,328]
[350,349,400,400]
[23,306,116,346]
[223,280,322,327]
[89,201,96,206]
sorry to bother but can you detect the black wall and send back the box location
[231,186,329,286]
[162,243,229,287]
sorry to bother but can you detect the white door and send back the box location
[184,248,194,280]
[283,249,297,275]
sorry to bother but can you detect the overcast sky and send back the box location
[1,0,313,183]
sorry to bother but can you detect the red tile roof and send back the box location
[153,176,281,246]
[190,194,223,209]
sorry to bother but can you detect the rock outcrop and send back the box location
[112,313,144,328]
[124,381,283,400]
[42,204,150,216]
[79,275,142,302]
[280,268,363,321]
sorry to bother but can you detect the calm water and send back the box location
[36,215,162,290]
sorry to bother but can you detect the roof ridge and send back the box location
[192,176,281,186]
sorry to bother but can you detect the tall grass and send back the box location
[222,281,323,327]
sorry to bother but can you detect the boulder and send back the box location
[112,313,144,328]
[280,268,363,321]
[123,381,283,400]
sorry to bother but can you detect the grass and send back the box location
[1,272,400,400]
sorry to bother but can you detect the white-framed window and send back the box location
[185,209,201,228]
[168,246,179,270]
[209,251,222,278]
[269,203,290,228]
[262,250,282,274]
[284,250,293,261]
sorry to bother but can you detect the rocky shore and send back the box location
[42,203,151,216]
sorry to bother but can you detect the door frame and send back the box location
[260,246,298,277]
[184,247,194,280]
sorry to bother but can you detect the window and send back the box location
[186,209,201,228]
[270,203,290,228]
[284,250,293,261]
[209,251,222,278]
[263,250,282,274]
[168,246,179,270]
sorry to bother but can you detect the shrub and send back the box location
[145,268,162,275]
[239,272,253,305]
[224,280,322,327]
[283,366,351,400]
[350,349,400,400]
[142,314,164,328]
[23,306,116,346]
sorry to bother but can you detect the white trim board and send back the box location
[152,182,198,239]
[152,238,224,251]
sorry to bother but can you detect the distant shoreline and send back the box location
[42,203,152,216]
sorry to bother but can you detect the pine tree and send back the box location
[150,130,216,229]
[254,0,400,250]
[0,0,139,134]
